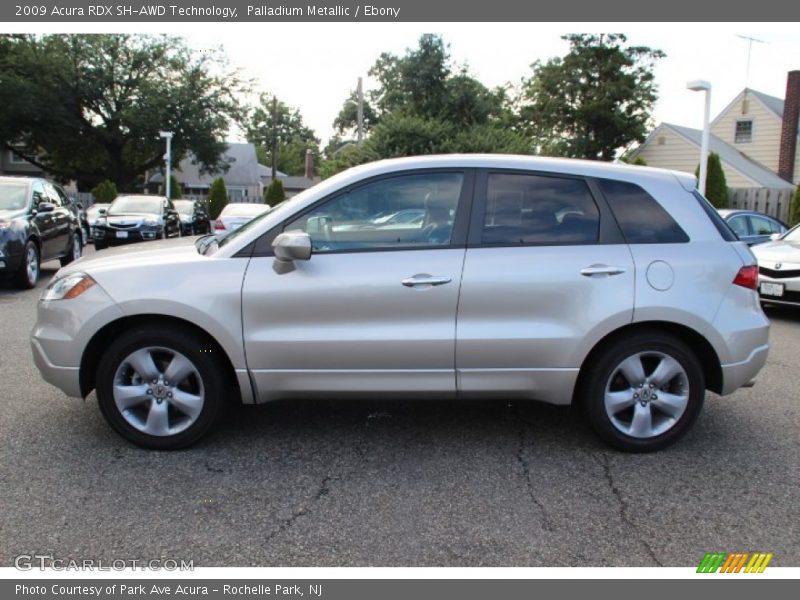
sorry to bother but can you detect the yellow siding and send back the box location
[711,93,783,173]
[636,128,755,188]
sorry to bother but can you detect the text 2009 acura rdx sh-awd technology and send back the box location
[31,156,769,452]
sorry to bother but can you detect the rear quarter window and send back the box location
[597,179,689,244]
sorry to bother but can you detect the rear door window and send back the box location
[480,173,600,245]
[727,215,750,238]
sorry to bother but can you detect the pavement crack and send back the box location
[516,424,554,532]
[596,453,663,566]
[263,473,334,544]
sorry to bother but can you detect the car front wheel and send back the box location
[581,332,704,452]
[15,240,40,289]
[96,327,226,450]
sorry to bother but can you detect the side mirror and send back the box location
[98,208,107,216]
[769,232,782,241]
[272,231,311,274]
[37,202,56,213]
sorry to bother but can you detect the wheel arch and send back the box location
[573,320,723,404]
[79,314,241,403]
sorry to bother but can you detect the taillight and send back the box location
[733,265,758,290]
[214,220,225,230]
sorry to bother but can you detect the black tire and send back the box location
[14,240,40,289]
[96,326,227,450]
[580,332,705,453]
[60,233,82,267]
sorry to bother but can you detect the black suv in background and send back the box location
[0,176,82,288]
[173,199,211,235]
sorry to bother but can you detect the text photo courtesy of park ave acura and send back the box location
[1,5,800,583]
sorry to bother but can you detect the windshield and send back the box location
[0,182,30,210]
[215,205,281,250]
[109,196,163,215]
[173,201,194,215]
[783,224,800,243]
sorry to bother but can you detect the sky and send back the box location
[5,21,800,148]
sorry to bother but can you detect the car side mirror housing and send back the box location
[272,231,312,274]
[98,208,107,215]
[37,202,56,213]
[770,232,782,241]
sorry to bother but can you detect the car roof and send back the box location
[718,209,785,222]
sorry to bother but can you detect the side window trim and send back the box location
[466,169,625,248]
[247,168,476,258]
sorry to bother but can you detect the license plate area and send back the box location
[760,282,784,297]
[116,231,129,239]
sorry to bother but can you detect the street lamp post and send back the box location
[687,80,712,195]
[159,131,174,199]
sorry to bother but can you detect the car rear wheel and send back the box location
[96,327,226,450]
[60,233,82,266]
[581,332,704,452]
[15,240,40,289]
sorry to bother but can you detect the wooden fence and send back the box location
[728,187,795,224]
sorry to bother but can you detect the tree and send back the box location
[0,34,245,191]
[519,34,665,160]
[207,177,228,220]
[91,180,117,203]
[244,93,320,176]
[167,175,182,199]
[789,186,800,227]
[696,152,728,208]
[264,179,286,206]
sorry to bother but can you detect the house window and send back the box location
[8,150,27,164]
[734,119,753,144]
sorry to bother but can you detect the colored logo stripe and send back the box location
[697,553,726,573]
[697,552,773,573]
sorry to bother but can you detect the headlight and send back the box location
[42,272,96,301]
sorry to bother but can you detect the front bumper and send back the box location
[93,226,162,245]
[758,271,800,306]
[30,281,125,398]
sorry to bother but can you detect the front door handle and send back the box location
[580,265,627,277]
[402,274,453,287]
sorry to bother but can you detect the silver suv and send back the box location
[31,156,769,452]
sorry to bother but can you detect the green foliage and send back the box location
[519,34,665,160]
[322,34,526,177]
[0,34,246,191]
[167,175,182,199]
[207,177,228,220]
[789,186,800,227]
[264,179,286,206]
[91,180,118,203]
[696,152,728,208]
[244,93,320,176]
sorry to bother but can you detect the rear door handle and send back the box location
[402,274,453,287]
[581,265,627,277]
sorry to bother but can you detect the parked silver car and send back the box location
[752,223,800,307]
[31,155,769,451]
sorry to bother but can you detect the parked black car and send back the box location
[718,209,788,246]
[0,176,82,288]
[93,195,182,250]
[173,199,211,235]
[65,196,90,247]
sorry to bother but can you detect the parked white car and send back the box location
[214,202,271,237]
[31,155,769,451]
[752,223,800,306]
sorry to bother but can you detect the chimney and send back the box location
[778,70,800,183]
[304,149,314,180]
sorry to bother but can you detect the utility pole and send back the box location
[159,131,173,199]
[271,95,278,180]
[357,76,364,144]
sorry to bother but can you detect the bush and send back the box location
[264,179,286,206]
[168,175,182,199]
[696,152,728,208]
[91,180,117,203]
[207,178,228,220]
[790,186,800,227]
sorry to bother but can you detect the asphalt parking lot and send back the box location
[1,246,798,568]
